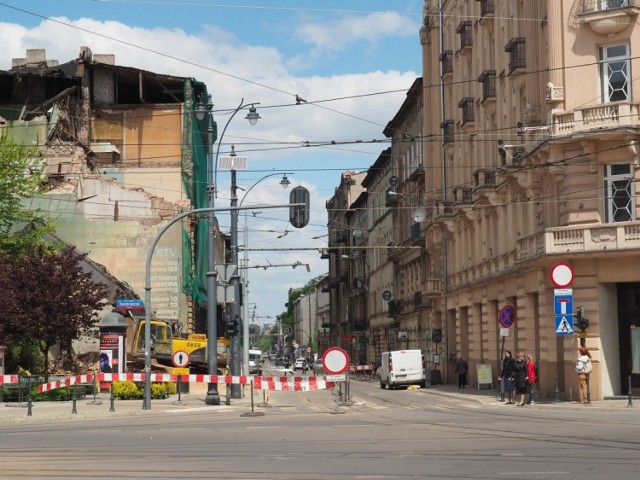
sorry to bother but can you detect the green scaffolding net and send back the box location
[181,80,217,309]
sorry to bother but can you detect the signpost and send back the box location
[497,304,516,401]
[551,263,575,337]
[323,347,350,414]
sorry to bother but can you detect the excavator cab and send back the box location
[132,320,173,358]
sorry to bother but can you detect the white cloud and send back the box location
[293,12,416,54]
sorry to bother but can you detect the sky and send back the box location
[0,0,423,325]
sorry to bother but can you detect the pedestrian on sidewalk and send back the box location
[526,353,538,404]
[514,352,528,406]
[576,347,592,404]
[499,350,516,404]
[455,356,468,389]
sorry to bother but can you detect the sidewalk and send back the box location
[3,382,639,424]
[420,383,640,411]
[0,384,261,424]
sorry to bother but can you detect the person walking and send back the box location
[576,347,593,404]
[499,350,516,404]
[455,356,469,389]
[514,352,528,406]
[526,353,538,404]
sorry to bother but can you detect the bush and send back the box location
[112,381,140,400]
[111,381,176,400]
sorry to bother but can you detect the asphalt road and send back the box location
[1,378,639,479]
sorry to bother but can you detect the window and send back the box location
[440,50,453,75]
[441,120,455,144]
[476,0,496,17]
[505,37,526,73]
[602,0,628,10]
[600,43,630,103]
[603,163,635,222]
[458,97,474,124]
[478,70,496,100]
[456,21,473,50]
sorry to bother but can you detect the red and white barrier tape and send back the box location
[38,374,95,393]
[0,375,19,384]
[35,373,335,393]
[349,365,374,371]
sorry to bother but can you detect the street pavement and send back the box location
[1,380,638,424]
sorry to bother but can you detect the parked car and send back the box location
[269,353,277,361]
[312,358,324,375]
[275,357,285,366]
[293,358,309,373]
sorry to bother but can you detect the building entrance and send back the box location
[617,283,640,393]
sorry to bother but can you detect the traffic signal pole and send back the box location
[142,203,301,409]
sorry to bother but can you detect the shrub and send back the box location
[112,381,140,400]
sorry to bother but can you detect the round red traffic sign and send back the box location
[550,262,574,288]
[322,347,350,375]
[172,350,189,368]
[498,304,516,329]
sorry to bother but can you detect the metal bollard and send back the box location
[71,386,78,414]
[586,375,591,406]
[628,374,633,407]
[554,374,560,403]
[27,390,32,417]
[109,383,115,412]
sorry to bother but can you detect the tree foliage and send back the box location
[0,130,55,255]
[0,247,108,380]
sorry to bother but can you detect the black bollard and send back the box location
[109,383,115,412]
[27,390,32,417]
[586,375,591,406]
[177,375,182,403]
[71,386,78,414]
[628,374,633,407]
[554,374,560,403]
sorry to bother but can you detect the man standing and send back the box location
[455,356,468,389]
[576,347,592,404]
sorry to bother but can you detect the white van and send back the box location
[248,349,263,374]
[378,350,426,389]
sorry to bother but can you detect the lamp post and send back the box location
[195,96,260,405]
[239,172,293,378]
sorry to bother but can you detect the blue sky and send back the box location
[1,0,422,323]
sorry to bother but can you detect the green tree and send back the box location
[0,130,54,255]
[0,247,108,381]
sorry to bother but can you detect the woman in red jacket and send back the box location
[526,353,538,404]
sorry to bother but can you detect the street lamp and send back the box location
[196,95,260,405]
[239,172,293,378]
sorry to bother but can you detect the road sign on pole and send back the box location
[498,304,516,329]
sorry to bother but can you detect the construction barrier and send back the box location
[349,365,375,371]
[35,373,335,393]
[0,375,19,384]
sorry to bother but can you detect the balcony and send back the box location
[458,97,475,126]
[385,188,400,207]
[577,0,639,35]
[440,50,453,77]
[407,164,425,183]
[441,119,455,145]
[478,70,496,103]
[552,102,640,137]
[456,21,473,52]
[517,221,640,262]
[476,0,495,22]
[505,37,526,76]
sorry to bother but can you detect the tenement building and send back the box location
[418,0,640,400]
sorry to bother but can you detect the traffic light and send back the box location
[289,186,310,229]
[576,306,589,331]
[225,316,240,337]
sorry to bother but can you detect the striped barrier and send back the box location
[36,373,335,393]
[349,365,375,371]
[38,374,95,393]
[0,375,20,384]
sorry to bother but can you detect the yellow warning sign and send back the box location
[171,367,190,375]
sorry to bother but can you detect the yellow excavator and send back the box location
[124,314,229,373]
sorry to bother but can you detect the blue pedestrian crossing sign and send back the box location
[555,315,574,335]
